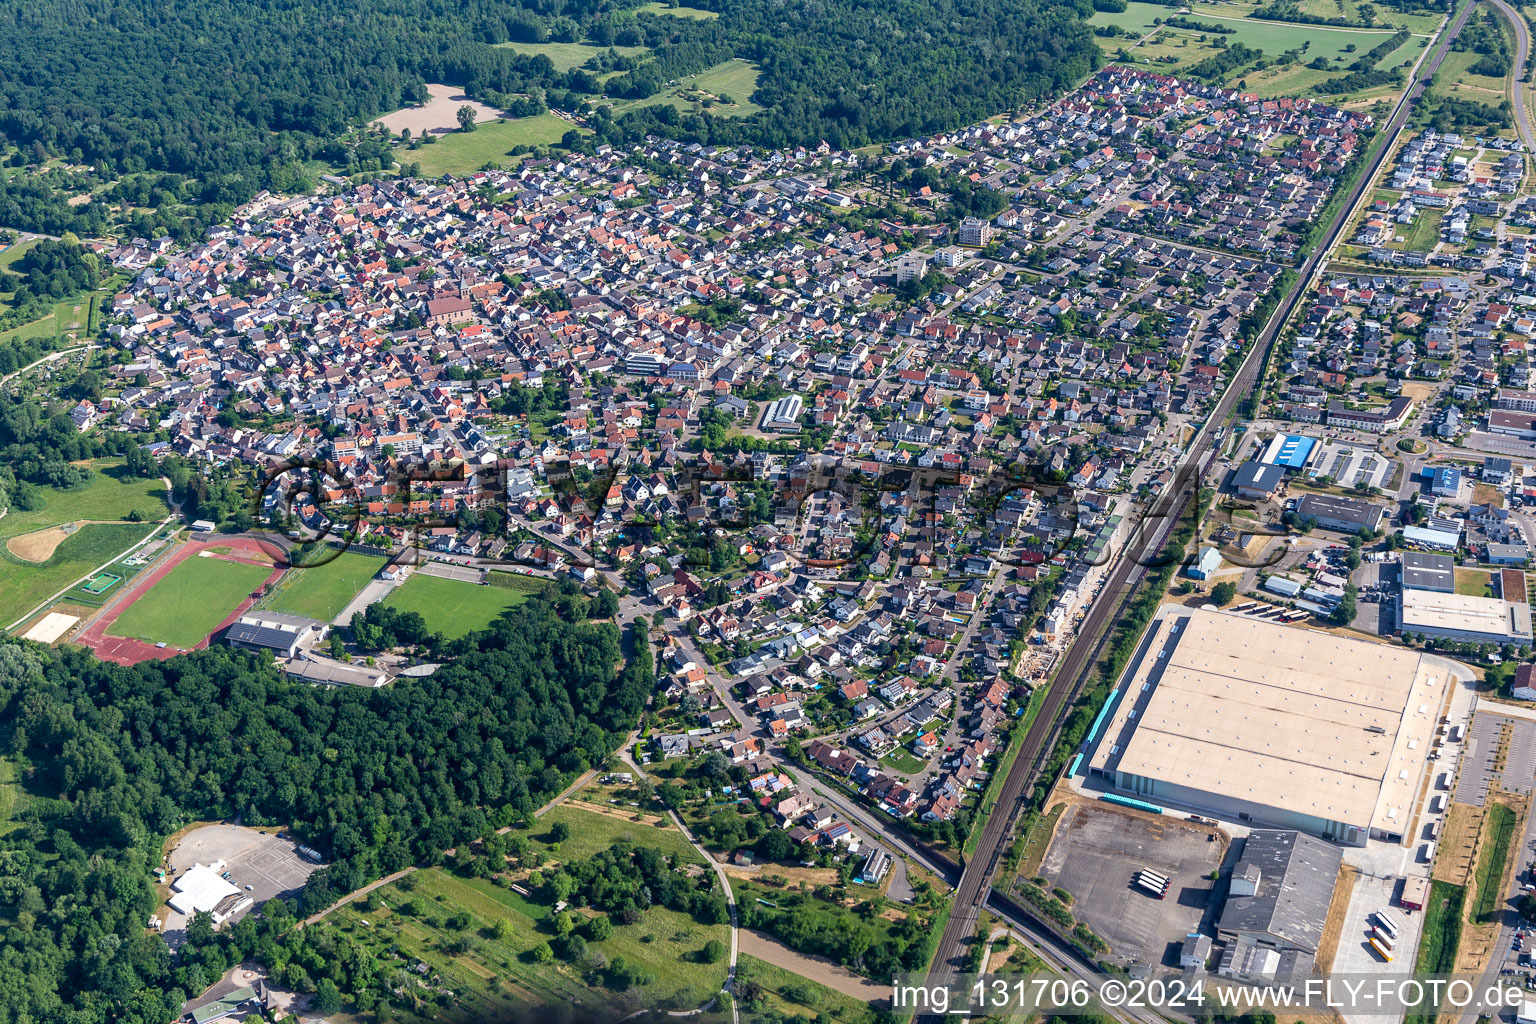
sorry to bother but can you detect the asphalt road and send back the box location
[924,0,1482,980]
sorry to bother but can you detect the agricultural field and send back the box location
[261,550,385,622]
[395,114,580,176]
[494,40,650,72]
[638,2,720,18]
[1190,0,1446,34]
[382,572,543,638]
[1095,0,1429,96]
[605,60,762,119]
[0,461,169,628]
[107,555,273,648]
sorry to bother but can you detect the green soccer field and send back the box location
[382,572,542,638]
[108,555,273,648]
[263,550,386,622]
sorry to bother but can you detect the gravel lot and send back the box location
[1039,804,1225,968]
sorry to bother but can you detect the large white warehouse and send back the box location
[1087,608,1448,846]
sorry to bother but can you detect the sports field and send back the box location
[262,550,385,622]
[0,458,167,628]
[382,572,542,638]
[107,555,275,648]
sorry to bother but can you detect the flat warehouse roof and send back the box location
[1399,589,1534,640]
[1091,609,1443,834]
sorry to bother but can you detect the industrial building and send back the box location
[1088,609,1448,846]
[1260,433,1317,470]
[1294,493,1386,534]
[1400,551,1455,593]
[1232,461,1286,500]
[223,611,327,658]
[1216,830,1341,965]
[1396,589,1534,645]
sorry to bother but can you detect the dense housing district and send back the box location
[20,29,1536,1024]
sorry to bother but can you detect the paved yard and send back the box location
[1332,871,1424,1024]
[163,824,320,945]
[1038,804,1223,968]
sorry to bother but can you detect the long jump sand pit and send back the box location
[373,84,505,135]
[21,610,79,643]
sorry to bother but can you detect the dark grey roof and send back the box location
[1295,492,1385,529]
[226,623,303,651]
[1401,551,1454,591]
[1232,460,1285,493]
[1217,830,1340,954]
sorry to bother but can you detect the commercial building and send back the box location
[1400,874,1429,911]
[1088,608,1449,846]
[760,394,804,433]
[1403,523,1460,550]
[1397,590,1534,645]
[1400,551,1455,593]
[169,861,253,925]
[224,611,327,658]
[1294,493,1386,534]
[1260,433,1317,470]
[1424,465,1462,499]
[1489,409,1536,440]
[1232,461,1286,500]
[1216,829,1341,959]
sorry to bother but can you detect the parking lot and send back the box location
[1038,803,1225,968]
[1502,719,1536,797]
[1457,713,1503,808]
[163,824,321,942]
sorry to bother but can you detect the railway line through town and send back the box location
[922,0,1482,986]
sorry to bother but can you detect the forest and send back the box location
[0,0,1099,230]
[0,591,652,1023]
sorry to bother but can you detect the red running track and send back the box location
[73,535,287,666]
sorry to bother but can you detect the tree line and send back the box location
[0,588,652,1023]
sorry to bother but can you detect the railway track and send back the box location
[923,0,1480,981]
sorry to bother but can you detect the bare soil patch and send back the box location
[561,798,668,827]
[1438,802,1480,885]
[373,84,505,135]
[7,519,143,562]
[7,524,73,562]
[1315,863,1358,972]
[738,929,887,1004]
